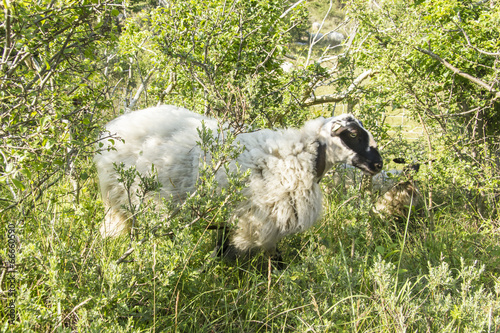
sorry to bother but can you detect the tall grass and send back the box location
[1,157,499,332]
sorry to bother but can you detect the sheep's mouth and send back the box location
[351,153,383,175]
[353,163,383,176]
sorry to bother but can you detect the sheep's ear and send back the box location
[329,115,362,137]
[330,122,345,136]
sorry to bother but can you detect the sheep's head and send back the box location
[319,114,383,176]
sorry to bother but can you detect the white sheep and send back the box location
[95,105,383,259]
[308,31,324,45]
[324,31,345,46]
[280,61,294,73]
[307,31,345,48]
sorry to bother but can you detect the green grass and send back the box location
[2,164,499,332]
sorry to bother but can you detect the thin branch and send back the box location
[416,111,434,229]
[50,297,92,333]
[126,67,156,112]
[279,0,305,19]
[1,4,12,72]
[301,69,376,106]
[452,17,500,56]
[305,0,333,67]
[157,72,177,106]
[415,47,500,99]
[433,106,483,118]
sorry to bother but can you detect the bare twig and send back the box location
[432,106,483,118]
[305,0,334,66]
[301,69,376,106]
[1,4,12,72]
[279,0,305,19]
[126,66,156,112]
[157,72,177,106]
[50,297,92,333]
[416,111,434,229]
[415,47,500,99]
[452,17,500,56]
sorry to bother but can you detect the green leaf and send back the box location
[375,246,385,255]
[11,178,25,191]
[20,168,32,179]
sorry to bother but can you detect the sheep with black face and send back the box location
[95,105,383,260]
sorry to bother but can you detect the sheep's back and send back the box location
[96,106,220,201]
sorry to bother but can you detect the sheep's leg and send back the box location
[271,251,286,270]
[265,245,286,270]
[211,227,238,261]
[100,206,132,238]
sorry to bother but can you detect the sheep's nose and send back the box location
[374,161,383,172]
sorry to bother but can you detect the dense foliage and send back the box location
[0,0,121,212]
[117,0,311,127]
[1,0,499,331]
[348,0,500,218]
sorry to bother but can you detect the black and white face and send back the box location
[320,114,383,175]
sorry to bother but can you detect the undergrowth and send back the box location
[1,161,499,332]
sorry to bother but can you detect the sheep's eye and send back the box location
[349,132,357,138]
